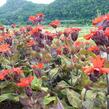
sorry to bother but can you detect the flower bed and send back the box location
[0,13,109,109]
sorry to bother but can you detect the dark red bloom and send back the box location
[64,28,81,41]
[0,26,4,31]
[11,24,16,28]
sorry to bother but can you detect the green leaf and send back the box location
[82,100,94,109]
[43,95,56,105]
[57,81,69,89]
[61,56,71,68]
[80,50,96,57]
[31,75,42,90]
[66,89,82,108]
[0,93,19,102]
[86,90,97,100]
[50,68,59,78]
[80,73,91,87]
[0,82,10,89]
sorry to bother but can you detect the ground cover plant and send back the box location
[0,13,109,109]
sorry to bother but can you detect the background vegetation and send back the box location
[0,0,109,25]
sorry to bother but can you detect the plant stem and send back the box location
[106,74,109,109]
[83,88,87,101]
[106,53,109,109]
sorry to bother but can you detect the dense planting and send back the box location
[0,13,109,109]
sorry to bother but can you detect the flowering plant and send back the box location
[0,13,109,109]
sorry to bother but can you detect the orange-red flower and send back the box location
[88,46,99,52]
[49,20,60,28]
[88,46,100,55]
[83,56,109,75]
[92,14,109,25]
[27,39,35,47]
[0,70,11,80]
[84,33,93,40]
[11,67,23,74]
[36,13,44,17]
[32,63,44,69]
[0,44,10,53]
[0,36,4,42]
[16,76,34,87]
[73,41,83,47]
[105,27,109,37]
[29,25,43,35]
[28,16,36,22]
[56,47,62,55]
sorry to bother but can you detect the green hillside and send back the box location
[0,0,109,24]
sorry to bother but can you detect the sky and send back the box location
[0,0,55,7]
[0,0,6,6]
[27,0,55,4]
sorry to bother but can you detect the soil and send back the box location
[0,101,23,109]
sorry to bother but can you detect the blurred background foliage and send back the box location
[0,0,108,25]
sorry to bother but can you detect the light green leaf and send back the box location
[0,93,19,102]
[66,89,82,108]
[31,75,42,90]
[50,68,59,78]
[82,100,94,109]
[43,95,56,105]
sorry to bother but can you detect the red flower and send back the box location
[0,26,4,31]
[64,28,72,36]
[73,41,83,47]
[29,25,43,35]
[0,70,11,80]
[12,67,23,74]
[32,63,44,69]
[49,20,60,28]
[64,28,81,37]
[36,13,44,17]
[105,27,109,37]
[88,46,100,55]
[0,44,10,53]
[16,76,34,87]
[28,16,36,22]
[92,14,109,25]
[56,48,62,55]
[88,46,99,51]
[27,39,35,47]
[83,56,109,75]
[0,36,4,42]
[84,33,93,40]
[11,24,16,28]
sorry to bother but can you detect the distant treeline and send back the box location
[0,0,109,25]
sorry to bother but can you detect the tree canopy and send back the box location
[0,0,109,25]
